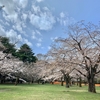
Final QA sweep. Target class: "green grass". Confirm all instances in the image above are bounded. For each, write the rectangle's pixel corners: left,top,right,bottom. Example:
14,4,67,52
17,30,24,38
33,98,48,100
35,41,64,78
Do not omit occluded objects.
0,84,100,100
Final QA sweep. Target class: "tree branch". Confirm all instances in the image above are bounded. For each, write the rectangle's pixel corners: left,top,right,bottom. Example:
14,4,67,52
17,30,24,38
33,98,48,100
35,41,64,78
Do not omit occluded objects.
96,70,100,74
74,68,86,77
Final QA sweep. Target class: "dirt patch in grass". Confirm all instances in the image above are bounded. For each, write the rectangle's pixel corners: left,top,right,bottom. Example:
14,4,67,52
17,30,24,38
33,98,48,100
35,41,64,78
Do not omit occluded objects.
63,90,86,93
0,88,11,92
70,90,86,92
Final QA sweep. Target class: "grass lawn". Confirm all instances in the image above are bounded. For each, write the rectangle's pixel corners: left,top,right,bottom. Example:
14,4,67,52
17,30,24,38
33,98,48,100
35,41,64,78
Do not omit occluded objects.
0,84,100,100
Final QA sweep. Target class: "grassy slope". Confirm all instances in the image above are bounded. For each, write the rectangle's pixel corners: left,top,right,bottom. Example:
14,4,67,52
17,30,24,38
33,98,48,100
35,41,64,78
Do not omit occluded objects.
0,84,100,100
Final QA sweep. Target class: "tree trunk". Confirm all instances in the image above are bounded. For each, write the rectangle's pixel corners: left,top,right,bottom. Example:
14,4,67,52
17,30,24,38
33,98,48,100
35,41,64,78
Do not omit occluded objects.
0,75,5,84
87,69,96,93
51,81,54,84
88,76,96,93
64,74,70,88
61,81,64,86
69,79,72,86
31,78,34,83
15,77,19,85
79,76,82,87
37,80,40,84
61,77,64,86
77,78,78,86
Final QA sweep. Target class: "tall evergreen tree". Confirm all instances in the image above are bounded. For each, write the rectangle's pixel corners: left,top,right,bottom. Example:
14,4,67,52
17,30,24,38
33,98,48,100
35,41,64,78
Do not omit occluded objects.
17,44,37,63
1,37,16,55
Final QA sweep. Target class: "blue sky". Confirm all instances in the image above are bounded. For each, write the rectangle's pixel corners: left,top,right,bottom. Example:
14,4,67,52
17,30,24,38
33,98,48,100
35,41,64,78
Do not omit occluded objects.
0,0,100,55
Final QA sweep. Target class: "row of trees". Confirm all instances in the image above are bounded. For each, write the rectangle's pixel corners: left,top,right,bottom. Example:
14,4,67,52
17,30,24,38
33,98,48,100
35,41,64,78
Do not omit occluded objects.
0,37,37,63
0,21,100,93
0,36,38,85
44,22,100,93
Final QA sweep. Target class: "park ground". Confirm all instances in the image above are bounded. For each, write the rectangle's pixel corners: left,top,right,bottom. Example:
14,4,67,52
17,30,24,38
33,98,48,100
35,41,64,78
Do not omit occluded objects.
0,84,100,100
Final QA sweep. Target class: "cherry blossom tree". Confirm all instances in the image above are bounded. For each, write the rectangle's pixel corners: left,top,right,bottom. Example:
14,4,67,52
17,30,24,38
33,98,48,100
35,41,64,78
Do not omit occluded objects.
53,22,100,93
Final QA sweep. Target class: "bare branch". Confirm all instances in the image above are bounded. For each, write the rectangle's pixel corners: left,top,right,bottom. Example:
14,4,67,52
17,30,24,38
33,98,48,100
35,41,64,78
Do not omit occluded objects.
96,70,100,74
74,68,86,77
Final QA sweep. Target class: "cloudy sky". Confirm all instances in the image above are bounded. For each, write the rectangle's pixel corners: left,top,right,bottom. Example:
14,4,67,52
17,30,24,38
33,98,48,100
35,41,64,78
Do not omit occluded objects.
0,0,100,55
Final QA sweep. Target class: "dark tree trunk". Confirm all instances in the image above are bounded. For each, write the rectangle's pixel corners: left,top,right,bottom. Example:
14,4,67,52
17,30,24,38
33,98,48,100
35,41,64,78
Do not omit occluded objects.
37,80,40,84
77,78,78,86
87,75,96,93
64,74,70,88
79,76,82,87
15,77,19,85
31,78,34,83
61,77,64,86
72,81,75,85
51,81,54,84
87,68,96,93
69,78,72,86
0,75,6,84
61,81,64,86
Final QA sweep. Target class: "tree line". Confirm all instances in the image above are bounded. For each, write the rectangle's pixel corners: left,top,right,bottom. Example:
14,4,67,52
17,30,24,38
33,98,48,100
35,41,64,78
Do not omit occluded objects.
0,36,37,63
0,21,100,93
0,36,37,85
45,21,100,93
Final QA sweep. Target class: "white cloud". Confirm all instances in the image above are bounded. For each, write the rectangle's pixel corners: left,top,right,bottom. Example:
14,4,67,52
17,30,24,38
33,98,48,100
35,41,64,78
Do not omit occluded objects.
23,38,32,47
36,0,44,3
17,34,23,42
43,7,49,11
41,47,44,49
54,37,58,40
0,19,4,24
13,24,22,32
13,0,28,8
29,4,56,30
48,46,51,50
0,0,72,54
3,12,18,23
21,13,27,21
32,30,42,42
0,24,24,44
30,13,55,30
35,30,42,36
12,21,25,34
36,43,41,47
19,0,28,8
32,35,36,40
7,29,17,38
6,29,32,48
57,12,76,26
38,38,42,42
51,37,58,41
32,30,37,39
1,0,27,36
32,4,41,14
6,29,23,44
3,13,26,35
0,0,16,15
60,12,65,18
0,24,6,36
